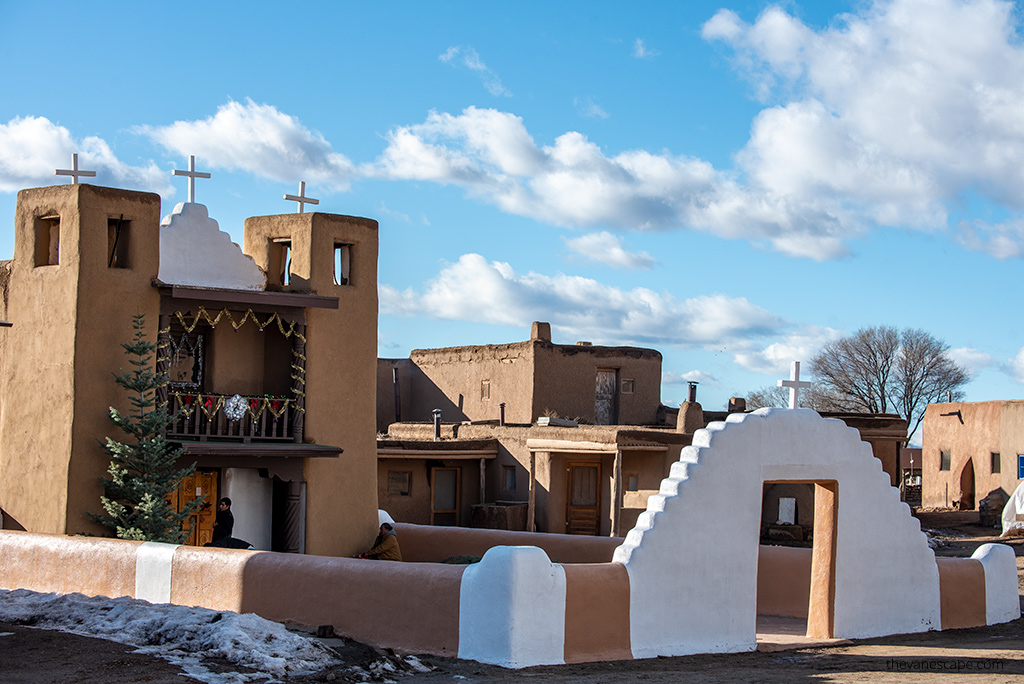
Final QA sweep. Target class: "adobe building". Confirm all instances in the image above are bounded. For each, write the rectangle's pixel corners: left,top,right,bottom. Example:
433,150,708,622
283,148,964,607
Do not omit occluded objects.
378,321,664,430
0,182,380,557
921,400,1024,510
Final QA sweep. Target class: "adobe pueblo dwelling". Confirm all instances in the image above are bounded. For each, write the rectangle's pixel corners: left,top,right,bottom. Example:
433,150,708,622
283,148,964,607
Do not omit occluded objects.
921,400,1024,511
0,181,380,557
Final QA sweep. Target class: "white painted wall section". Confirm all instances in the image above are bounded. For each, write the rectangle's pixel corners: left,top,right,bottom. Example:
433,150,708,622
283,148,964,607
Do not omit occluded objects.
158,202,266,290
378,510,395,525
972,543,1021,625
458,546,566,668
134,542,178,604
222,468,272,551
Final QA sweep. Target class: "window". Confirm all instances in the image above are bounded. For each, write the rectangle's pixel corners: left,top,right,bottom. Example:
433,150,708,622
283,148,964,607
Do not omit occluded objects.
626,473,639,492
481,379,491,400
270,239,292,285
939,450,951,471
34,215,60,266
107,216,130,268
1018,455,1024,480
333,243,352,285
621,379,635,395
503,465,516,492
387,471,411,497
991,452,1001,475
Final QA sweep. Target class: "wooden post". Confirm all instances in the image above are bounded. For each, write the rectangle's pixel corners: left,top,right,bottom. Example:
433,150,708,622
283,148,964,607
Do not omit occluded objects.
479,457,486,505
528,451,537,533
611,449,623,537
291,323,306,443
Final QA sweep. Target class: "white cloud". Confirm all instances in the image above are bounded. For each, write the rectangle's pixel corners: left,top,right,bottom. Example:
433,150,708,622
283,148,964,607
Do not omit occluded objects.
439,46,512,97
574,96,610,119
1008,348,1024,384
563,231,656,269
948,347,997,375
663,369,720,386
632,39,661,59
139,99,355,192
732,327,842,375
704,0,1024,259
0,116,170,195
380,253,785,346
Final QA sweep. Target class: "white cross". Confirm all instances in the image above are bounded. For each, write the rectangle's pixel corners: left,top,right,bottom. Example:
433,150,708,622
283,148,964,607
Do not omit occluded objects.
283,181,319,213
54,153,96,184
778,361,812,409
172,155,211,203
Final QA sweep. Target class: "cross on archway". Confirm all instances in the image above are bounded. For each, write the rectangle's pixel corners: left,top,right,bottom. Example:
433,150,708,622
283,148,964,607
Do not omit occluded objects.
284,181,319,213
778,361,812,409
172,155,211,203
54,153,96,184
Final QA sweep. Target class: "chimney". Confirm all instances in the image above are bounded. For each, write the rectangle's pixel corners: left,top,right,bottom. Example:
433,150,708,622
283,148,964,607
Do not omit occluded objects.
531,321,551,342
728,397,747,413
687,381,699,403
432,408,442,441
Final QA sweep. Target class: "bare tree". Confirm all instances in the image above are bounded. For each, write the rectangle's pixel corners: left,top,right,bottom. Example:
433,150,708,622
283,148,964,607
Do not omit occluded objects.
746,383,842,412
810,326,969,440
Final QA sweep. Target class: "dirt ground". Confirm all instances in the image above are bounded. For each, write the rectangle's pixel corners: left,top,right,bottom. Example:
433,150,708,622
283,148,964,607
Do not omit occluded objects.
2,510,1022,684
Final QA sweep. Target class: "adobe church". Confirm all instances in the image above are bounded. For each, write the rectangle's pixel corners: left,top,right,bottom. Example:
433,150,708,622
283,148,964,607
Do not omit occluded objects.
0,173,380,557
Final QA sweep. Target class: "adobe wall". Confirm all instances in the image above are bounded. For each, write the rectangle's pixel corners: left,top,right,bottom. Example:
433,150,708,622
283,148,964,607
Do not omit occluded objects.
393,522,622,563
921,402,1004,509
0,185,161,535
377,457,482,526
532,343,662,425
376,358,416,432
244,213,379,557
406,341,536,424
999,403,1024,494
205,320,267,395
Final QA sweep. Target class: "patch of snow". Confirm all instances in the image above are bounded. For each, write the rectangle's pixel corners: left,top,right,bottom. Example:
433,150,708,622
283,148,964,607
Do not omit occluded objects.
0,589,339,683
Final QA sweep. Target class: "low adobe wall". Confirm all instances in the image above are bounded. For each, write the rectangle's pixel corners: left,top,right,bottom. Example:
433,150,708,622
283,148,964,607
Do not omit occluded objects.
0,530,464,657
393,522,622,563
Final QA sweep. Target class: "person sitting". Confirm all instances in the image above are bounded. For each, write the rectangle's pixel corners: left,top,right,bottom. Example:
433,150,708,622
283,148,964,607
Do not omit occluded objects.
360,523,402,561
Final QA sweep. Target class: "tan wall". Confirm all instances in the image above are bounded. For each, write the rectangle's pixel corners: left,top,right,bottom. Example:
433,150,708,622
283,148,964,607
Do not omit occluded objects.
0,185,161,535
206,319,266,395
392,522,623,563
563,563,631,663
0,530,140,597
935,557,987,629
999,403,1024,495
377,458,484,526
376,358,415,432
244,213,379,556
922,402,1009,509
406,342,536,424
532,343,663,425
756,545,812,618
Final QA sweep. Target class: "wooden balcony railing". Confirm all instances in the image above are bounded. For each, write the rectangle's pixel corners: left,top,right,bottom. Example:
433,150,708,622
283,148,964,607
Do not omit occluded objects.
167,392,300,443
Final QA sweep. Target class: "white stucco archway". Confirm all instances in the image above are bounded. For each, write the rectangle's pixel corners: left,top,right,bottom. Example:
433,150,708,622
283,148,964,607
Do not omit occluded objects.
613,408,941,658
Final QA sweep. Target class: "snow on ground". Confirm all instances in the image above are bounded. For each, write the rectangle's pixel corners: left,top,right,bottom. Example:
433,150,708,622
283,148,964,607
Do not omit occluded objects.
0,588,341,683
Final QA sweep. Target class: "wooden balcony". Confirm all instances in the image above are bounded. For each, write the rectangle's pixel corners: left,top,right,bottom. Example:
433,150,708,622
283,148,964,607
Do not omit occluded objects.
167,392,301,443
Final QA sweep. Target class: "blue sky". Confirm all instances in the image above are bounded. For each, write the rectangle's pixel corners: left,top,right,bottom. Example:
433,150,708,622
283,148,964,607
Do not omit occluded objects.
2,0,1023,440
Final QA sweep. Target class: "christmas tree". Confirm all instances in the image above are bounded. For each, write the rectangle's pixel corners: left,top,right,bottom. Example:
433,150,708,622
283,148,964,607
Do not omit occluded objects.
91,314,204,542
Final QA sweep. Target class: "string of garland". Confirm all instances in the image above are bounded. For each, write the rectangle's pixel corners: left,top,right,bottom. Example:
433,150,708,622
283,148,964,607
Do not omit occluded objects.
172,392,291,421
157,307,307,415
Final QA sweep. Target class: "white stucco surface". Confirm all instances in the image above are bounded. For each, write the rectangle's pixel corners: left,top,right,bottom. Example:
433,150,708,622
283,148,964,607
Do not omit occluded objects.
613,408,943,657
378,510,395,525
458,546,566,668
135,542,178,604
222,468,272,551
972,543,1021,625
158,203,266,290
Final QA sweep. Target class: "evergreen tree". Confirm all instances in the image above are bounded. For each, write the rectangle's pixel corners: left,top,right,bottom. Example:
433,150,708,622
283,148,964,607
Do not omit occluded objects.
91,314,204,542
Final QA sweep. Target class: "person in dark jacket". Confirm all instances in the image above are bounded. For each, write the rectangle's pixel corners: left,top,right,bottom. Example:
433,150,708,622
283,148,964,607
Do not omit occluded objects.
212,497,234,542
360,523,402,561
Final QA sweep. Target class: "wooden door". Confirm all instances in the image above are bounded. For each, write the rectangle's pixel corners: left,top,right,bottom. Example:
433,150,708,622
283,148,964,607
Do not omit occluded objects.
431,467,460,526
169,470,217,545
595,369,618,425
566,461,601,535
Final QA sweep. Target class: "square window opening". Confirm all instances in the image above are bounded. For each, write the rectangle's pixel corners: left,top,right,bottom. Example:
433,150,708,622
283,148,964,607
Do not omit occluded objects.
621,379,635,395
333,243,352,285
107,216,131,268
503,465,516,492
991,452,1001,475
481,379,491,401
626,473,639,492
34,216,60,266
270,239,292,286
387,470,411,497
940,450,951,471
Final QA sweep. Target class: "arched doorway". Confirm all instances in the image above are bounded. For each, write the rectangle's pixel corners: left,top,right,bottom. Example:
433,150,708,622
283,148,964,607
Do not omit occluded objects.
958,458,975,510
